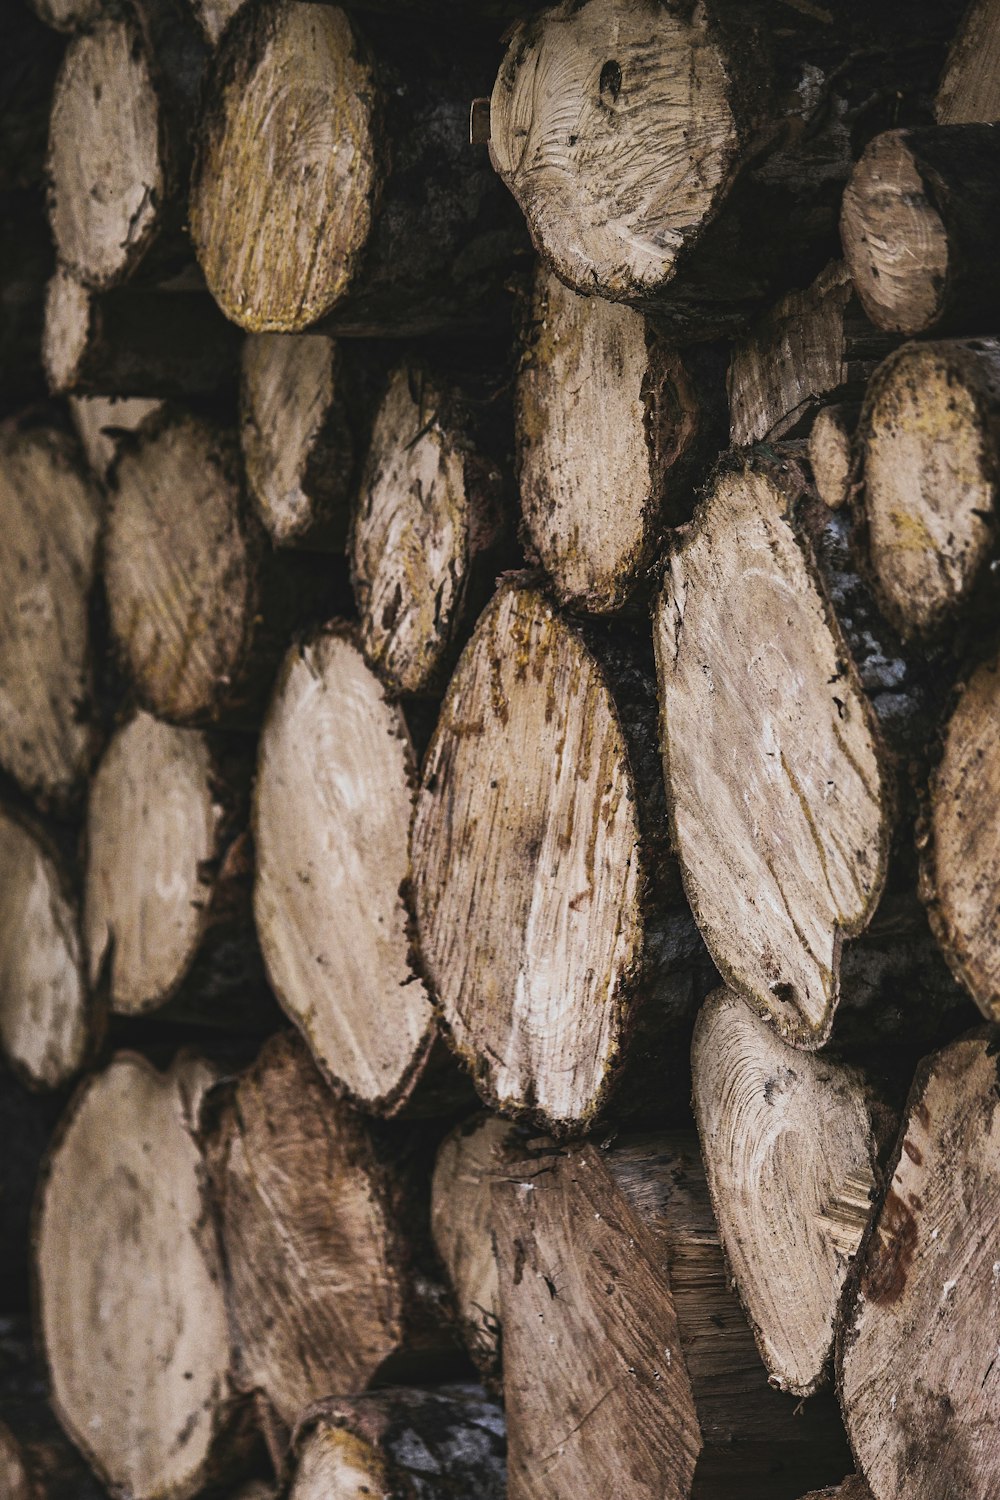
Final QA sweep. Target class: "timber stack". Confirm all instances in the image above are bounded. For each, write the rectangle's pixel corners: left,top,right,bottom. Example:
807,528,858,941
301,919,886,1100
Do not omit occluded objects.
3,0,1000,1496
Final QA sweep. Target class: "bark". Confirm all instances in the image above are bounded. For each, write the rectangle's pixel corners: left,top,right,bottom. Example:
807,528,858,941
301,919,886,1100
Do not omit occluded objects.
190,0,526,336
70,395,165,482
838,1029,1000,1500
46,0,208,291
350,360,511,696
411,574,716,1135
493,1132,852,1500
43,267,239,397
728,263,893,448
0,418,102,812
691,989,889,1397
936,0,1000,123
857,338,1000,641
34,1051,255,1500
809,404,857,512
489,0,961,339
841,126,1000,337
253,624,466,1117
287,1386,505,1500
516,262,725,614
201,1032,462,1441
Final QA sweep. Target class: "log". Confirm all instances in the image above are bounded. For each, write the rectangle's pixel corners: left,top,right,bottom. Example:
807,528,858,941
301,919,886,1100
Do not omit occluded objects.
0,806,93,1091
241,333,353,550
841,126,1000,338
190,0,524,336
936,0,1000,123
515,263,720,614
288,1386,505,1500
857,338,1000,641
201,1031,459,1437
253,625,458,1116
69,395,164,482
34,1051,252,1500
43,267,239,397
493,1132,852,1500
489,0,959,339
837,1029,1000,1500
728,264,892,449
809,405,856,512
83,710,264,1022
46,2,208,291
411,575,715,1134
430,1114,507,1379
691,990,886,1396
0,419,102,811
350,361,509,696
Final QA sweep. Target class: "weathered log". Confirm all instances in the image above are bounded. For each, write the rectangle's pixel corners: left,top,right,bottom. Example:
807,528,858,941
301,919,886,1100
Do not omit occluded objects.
288,1386,505,1500
841,126,1000,338
809,405,857,512
202,1032,459,1438
253,625,459,1115
838,1030,1000,1500
83,710,264,1022
0,419,102,811
69,394,164,482
190,0,524,336
46,2,208,290
0,806,93,1090
43,267,239,397
858,338,1000,640
350,361,509,695
936,0,1000,123
430,1114,507,1380
34,1051,253,1500
494,1132,852,1500
728,264,892,449
411,575,715,1134
489,0,959,339
691,990,886,1396
515,263,721,613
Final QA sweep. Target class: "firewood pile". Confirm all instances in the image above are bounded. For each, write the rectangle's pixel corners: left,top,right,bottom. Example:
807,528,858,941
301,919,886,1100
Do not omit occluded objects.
3,0,1000,1496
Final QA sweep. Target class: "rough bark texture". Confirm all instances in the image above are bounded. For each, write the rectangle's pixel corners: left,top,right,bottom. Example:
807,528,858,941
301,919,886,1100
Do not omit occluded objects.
838,1030,1000,1500
411,575,714,1134
70,394,165,482
430,1114,507,1380
190,0,524,336
936,0,1000,123
809,405,857,512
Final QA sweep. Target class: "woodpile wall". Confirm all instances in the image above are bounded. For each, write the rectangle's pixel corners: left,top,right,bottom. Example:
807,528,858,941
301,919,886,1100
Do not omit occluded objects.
2,0,1000,1496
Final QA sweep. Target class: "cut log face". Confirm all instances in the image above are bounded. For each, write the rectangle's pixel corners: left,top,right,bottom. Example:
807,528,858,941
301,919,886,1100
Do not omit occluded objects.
490,0,737,304
936,0,1000,122
69,395,163,482
411,580,649,1130
839,1031,1000,1500
860,338,1000,639
203,1032,453,1429
809,405,855,512
430,1114,507,1376
43,268,94,394
35,1052,235,1500
241,332,352,549
692,990,881,1396
654,457,890,1048
0,809,90,1091
253,627,439,1114
921,656,1000,1019
190,2,376,332
0,423,101,810
350,363,504,695
516,264,700,613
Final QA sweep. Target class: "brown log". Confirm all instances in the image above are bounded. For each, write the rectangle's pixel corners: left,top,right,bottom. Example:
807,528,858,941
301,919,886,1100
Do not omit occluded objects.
493,1132,852,1500
691,990,886,1397
0,419,102,812
809,405,857,512
287,1386,505,1500
841,126,1000,338
837,1029,1000,1500
350,360,510,696
411,575,715,1134
69,395,164,482
34,1051,255,1500
515,262,721,614
489,0,960,339
201,1032,460,1439
936,0,1000,123
189,0,524,336
430,1114,507,1380
253,625,461,1115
